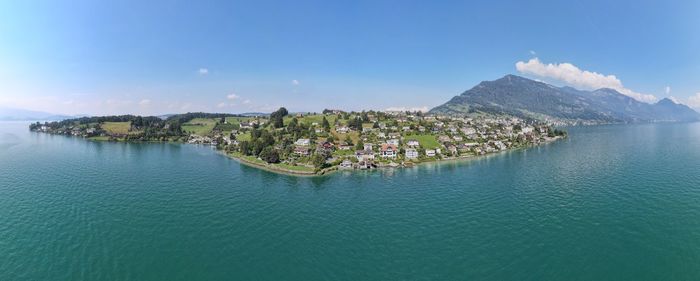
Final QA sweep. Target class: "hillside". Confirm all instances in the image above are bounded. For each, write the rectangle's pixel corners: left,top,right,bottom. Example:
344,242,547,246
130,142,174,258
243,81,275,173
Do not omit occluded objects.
430,75,700,123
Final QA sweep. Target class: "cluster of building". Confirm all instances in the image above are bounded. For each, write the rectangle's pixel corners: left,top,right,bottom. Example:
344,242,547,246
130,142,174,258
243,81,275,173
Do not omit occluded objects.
283,112,558,170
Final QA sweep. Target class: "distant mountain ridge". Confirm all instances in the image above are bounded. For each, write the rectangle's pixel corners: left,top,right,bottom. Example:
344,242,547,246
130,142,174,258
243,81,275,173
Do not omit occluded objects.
0,107,84,121
430,75,700,123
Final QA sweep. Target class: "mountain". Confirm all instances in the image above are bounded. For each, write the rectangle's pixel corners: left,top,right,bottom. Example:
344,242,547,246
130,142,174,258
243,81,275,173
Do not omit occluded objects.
430,75,700,123
0,107,81,121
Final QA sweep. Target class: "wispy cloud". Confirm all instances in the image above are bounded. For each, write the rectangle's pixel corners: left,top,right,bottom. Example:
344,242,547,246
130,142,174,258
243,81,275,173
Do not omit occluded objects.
515,57,658,103
291,79,300,86
665,86,671,95
226,93,239,100
198,68,209,75
686,93,700,109
138,99,151,106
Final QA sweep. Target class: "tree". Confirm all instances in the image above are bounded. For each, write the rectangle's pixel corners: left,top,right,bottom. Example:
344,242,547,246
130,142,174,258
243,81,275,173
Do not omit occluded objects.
239,141,252,155
311,153,328,169
355,139,364,150
287,117,299,133
270,107,288,128
344,135,353,146
259,147,280,163
322,116,331,131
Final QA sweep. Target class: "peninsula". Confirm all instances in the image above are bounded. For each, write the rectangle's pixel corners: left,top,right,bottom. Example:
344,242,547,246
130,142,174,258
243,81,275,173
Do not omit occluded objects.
30,108,565,176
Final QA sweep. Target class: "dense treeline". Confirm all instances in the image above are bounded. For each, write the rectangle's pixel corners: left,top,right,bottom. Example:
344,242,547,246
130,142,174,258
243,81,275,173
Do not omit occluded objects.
30,112,245,141
165,112,242,124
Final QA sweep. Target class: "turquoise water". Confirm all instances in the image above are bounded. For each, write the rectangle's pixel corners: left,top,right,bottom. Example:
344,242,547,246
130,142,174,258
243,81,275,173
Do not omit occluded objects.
2,121,700,280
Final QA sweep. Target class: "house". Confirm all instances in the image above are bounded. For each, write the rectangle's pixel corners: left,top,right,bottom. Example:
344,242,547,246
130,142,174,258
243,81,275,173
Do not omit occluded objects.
438,135,451,142
425,149,436,157
380,144,398,158
316,141,334,153
338,144,353,150
387,139,400,146
239,121,255,129
521,126,534,134
447,145,458,155
363,143,373,151
405,148,419,159
339,160,353,169
294,146,310,156
453,136,463,142
295,138,310,146
406,139,420,147
377,132,386,139
494,141,507,150
355,150,375,162
336,126,350,134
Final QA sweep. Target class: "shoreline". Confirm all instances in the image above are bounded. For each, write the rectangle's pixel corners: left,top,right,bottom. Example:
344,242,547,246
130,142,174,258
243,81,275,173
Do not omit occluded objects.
35,130,565,177
220,136,565,177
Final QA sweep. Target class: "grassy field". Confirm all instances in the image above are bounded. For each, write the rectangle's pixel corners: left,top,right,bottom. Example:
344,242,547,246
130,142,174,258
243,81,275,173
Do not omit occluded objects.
284,114,337,128
182,118,217,135
233,153,316,173
405,134,441,149
331,131,360,144
224,116,255,126
275,163,315,172
332,149,355,157
102,122,131,135
235,132,251,141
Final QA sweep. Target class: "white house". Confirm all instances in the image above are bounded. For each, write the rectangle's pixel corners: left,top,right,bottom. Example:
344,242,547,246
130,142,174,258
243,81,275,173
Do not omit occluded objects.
380,144,398,158
406,140,420,147
355,150,375,162
387,139,400,146
363,143,373,151
295,138,310,146
425,149,436,157
405,148,419,159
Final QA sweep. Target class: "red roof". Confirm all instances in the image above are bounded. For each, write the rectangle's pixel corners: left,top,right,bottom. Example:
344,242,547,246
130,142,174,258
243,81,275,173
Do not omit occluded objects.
381,144,397,151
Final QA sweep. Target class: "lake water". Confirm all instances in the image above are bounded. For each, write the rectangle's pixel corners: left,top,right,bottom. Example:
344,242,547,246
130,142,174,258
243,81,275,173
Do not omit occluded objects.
2,121,700,280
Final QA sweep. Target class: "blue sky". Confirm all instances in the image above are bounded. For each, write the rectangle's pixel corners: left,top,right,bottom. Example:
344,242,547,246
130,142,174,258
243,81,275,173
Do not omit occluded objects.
1,0,699,115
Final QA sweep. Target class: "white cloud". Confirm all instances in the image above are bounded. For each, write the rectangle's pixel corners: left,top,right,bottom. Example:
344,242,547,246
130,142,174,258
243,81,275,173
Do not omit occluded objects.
687,93,700,109
216,102,227,108
665,86,671,95
226,93,239,100
529,50,537,56
198,68,209,75
138,99,151,106
243,99,251,104
384,106,429,112
291,79,300,86
515,58,658,103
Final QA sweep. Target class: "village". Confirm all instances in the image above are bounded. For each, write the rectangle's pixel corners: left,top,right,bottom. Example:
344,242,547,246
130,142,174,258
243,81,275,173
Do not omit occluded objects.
29,109,566,175
200,109,566,175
